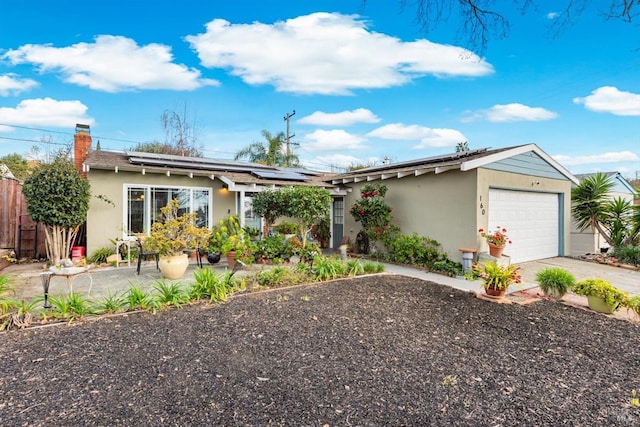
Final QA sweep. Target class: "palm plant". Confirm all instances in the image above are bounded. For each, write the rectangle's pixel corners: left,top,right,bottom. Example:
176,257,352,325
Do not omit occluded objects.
234,130,300,167
571,173,615,246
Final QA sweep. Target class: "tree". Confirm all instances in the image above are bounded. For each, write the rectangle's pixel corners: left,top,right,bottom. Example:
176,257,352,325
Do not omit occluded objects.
283,186,332,248
365,1,637,52
0,153,29,181
235,130,300,167
130,104,203,157
350,183,397,251
251,190,286,234
455,141,470,152
22,157,91,265
252,186,332,247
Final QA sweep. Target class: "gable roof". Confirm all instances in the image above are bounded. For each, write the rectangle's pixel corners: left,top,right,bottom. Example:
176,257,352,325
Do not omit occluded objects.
329,144,579,185
574,171,636,194
83,150,339,191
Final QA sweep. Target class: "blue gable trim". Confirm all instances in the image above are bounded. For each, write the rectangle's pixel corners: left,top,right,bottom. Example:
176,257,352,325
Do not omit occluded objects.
482,151,567,180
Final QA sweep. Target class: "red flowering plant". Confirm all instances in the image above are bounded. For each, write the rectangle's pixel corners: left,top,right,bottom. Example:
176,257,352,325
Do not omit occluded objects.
350,183,396,250
478,226,512,246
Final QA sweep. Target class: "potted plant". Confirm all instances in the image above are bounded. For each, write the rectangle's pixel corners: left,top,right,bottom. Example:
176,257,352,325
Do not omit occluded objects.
472,260,521,298
144,199,207,279
572,278,629,314
213,215,252,269
535,267,575,300
311,217,331,249
479,226,512,258
274,221,299,238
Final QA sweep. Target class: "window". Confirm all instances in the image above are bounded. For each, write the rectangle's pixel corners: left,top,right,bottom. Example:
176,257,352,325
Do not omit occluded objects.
125,185,212,235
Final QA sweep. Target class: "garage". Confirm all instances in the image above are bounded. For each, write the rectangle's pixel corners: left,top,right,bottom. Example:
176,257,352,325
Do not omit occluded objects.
488,189,560,263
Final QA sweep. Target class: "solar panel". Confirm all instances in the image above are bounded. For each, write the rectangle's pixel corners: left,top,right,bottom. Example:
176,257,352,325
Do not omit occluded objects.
251,170,310,181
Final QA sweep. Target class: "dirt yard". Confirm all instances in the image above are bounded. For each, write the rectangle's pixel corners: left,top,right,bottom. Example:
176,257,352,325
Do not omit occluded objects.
1,275,639,426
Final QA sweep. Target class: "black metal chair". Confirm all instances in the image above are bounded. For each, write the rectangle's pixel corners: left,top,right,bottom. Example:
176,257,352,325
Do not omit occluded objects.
136,238,159,275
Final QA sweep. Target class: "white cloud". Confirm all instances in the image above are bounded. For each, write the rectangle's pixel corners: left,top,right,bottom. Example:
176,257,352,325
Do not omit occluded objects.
301,129,367,152
3,35,218,93
367,123,466,148
553,151,640,166
463,103,558,122
573,86,640,116
546,12,560,19
186,12,493,95
298,108,381,126
0,98,94,131
0,74,38,96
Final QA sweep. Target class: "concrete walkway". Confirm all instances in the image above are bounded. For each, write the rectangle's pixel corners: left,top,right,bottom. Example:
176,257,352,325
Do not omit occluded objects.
2,256,638,303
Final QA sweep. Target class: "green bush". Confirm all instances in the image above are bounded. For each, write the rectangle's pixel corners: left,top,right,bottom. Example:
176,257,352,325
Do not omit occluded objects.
385,233,445,266
612,245,640,266
191,268,235,302
274,221,299,235
572,278,629,309
535,267,575,297
89,246,115,264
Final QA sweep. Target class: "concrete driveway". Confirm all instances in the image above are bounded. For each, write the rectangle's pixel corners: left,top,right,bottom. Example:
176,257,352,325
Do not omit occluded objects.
516,257,640,296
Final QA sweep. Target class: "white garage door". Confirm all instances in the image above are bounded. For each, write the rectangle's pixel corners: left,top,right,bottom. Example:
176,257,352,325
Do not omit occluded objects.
488,189,559,263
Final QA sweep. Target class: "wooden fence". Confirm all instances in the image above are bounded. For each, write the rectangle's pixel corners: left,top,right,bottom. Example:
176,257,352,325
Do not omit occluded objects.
0,177,47,259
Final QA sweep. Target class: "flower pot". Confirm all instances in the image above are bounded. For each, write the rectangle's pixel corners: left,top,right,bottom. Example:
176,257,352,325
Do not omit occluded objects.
586,295,618,314
484,286,506,298
207,253,221,264
226,250,237,270
544,288,566,301
158,254,189,280
488,243,505,258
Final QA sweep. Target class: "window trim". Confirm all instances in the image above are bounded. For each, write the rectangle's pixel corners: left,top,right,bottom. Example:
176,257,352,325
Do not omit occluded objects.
122,183,213,237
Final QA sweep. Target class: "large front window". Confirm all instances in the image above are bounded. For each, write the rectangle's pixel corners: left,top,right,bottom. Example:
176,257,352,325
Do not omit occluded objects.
125,185,211,235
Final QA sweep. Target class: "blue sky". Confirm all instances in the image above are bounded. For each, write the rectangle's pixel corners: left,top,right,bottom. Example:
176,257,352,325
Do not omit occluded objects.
0,1,638,176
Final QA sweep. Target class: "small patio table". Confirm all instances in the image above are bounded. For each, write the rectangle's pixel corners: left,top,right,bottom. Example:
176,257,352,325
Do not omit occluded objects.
48,266,93,294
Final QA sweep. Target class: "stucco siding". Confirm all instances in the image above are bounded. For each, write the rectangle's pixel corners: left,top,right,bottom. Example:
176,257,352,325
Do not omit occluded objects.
343,170,478,262
86,170,234,257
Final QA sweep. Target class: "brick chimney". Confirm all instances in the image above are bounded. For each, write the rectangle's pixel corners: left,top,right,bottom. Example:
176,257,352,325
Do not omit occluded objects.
74,124,92,178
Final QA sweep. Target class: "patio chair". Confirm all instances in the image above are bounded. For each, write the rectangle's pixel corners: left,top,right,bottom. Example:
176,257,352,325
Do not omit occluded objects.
136,238,159,275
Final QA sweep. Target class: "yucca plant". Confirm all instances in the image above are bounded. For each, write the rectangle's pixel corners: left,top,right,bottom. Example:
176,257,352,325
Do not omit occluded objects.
9,299,41,329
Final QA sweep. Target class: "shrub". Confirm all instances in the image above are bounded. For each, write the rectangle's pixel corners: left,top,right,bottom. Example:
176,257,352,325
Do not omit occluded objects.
151,279,190,308
89,246,115,264
274,221,299,235
572,278,629,309
192,268,235,302
535,267,575,297
95,290,128,314
254,266,311,288
385,233,444,266
612,245,640,266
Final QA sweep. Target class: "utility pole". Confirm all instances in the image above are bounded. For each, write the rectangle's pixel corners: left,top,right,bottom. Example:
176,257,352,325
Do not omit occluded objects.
283,110,298,167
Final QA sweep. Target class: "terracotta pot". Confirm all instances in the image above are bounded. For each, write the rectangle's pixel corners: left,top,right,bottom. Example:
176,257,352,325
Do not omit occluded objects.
226,250,237,270
488,243,505,258
158,254,189,280
484,286,506,298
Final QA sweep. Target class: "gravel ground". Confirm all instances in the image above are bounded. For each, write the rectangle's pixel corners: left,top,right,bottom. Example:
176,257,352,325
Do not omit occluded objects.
1,275,639,426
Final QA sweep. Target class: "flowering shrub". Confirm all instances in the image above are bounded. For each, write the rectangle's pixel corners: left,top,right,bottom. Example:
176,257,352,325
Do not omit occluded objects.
350,183,396,248
479,226,512,246
472,260,521,290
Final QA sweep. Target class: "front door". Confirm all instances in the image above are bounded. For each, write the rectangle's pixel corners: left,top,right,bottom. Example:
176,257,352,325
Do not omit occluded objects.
332,197,344,249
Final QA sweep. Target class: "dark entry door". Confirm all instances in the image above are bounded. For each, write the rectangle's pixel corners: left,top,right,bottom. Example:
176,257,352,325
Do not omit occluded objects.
332,197,344,248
